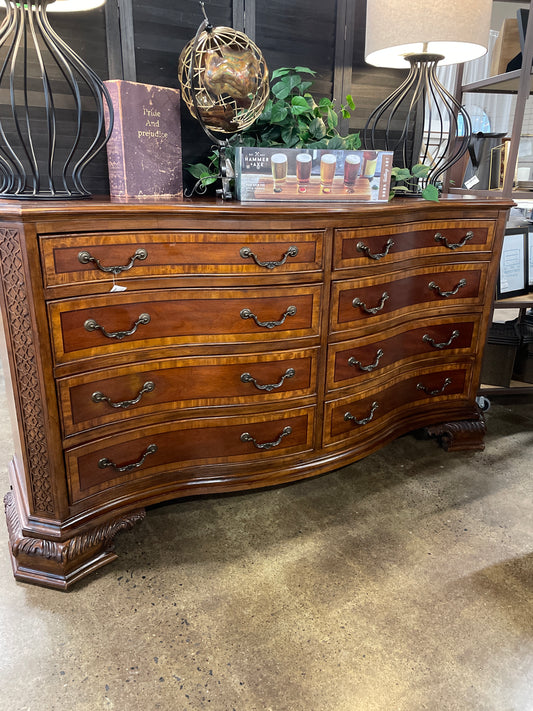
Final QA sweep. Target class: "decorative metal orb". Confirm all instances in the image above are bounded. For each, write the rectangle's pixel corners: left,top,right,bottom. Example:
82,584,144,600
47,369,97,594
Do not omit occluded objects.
178,26,269,135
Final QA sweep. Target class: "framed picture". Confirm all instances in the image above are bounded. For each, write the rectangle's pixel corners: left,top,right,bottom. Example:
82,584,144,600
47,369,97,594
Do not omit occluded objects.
497,227,529,299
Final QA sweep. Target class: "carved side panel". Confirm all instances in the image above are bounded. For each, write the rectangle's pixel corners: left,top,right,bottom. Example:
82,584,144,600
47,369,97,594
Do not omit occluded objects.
0,227,54,515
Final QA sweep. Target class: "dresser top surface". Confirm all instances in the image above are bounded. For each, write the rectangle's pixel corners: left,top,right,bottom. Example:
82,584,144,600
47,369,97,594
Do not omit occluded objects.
0,194,515,225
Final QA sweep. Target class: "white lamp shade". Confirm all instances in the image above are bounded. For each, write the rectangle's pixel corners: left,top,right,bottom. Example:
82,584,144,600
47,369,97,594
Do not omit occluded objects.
0,0,105,10
365,0,492,67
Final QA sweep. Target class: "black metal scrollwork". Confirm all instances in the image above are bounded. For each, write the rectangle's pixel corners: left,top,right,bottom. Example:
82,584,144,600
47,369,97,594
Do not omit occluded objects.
434,231,473,250
344,401,379,426
240,305,297,329
239,245,298,269
428,279,466,298
416,378,452,396
240,368,295,392
356,238,394,260
78,248,148,275
422,330,460,350
84,313,151,340
98,443,158,472
92,381,156,409
240,426,292,450
348,348,384,372
352,292,389,315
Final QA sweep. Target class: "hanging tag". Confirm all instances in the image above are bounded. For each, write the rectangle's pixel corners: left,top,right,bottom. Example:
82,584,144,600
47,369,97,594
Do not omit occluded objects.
464,175,480,189
110,274,127,293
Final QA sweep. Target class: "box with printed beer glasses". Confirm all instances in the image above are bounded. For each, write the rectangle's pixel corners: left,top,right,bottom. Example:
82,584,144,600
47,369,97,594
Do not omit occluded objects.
235,147,393,202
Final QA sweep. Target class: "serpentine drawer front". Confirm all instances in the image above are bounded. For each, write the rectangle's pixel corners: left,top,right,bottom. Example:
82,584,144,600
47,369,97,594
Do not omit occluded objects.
0,197,512,589
41,230,324,290
334,220,495,270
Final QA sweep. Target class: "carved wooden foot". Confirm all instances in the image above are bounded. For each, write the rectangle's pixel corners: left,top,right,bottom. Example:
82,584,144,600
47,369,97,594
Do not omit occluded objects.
423,409,487,452
4,491,145,590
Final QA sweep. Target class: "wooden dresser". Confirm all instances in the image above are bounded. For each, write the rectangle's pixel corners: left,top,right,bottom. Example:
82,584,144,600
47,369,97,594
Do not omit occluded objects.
0,196,512,589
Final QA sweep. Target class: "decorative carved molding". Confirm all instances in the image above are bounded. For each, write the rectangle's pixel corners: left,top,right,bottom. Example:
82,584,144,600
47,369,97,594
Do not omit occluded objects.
4,490,145,563
0,227,54,515
424,410,487,452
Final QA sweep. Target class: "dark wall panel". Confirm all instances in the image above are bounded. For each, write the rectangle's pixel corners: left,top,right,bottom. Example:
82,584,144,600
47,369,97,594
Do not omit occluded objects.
133,0,234,177
255,0,338,99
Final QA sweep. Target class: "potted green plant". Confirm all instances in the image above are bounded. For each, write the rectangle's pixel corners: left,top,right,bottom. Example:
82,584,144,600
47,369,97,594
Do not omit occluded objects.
187,66,360,191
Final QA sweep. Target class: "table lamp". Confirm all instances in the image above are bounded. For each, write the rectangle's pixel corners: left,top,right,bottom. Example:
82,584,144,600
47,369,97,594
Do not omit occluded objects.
0,0,113,199
364,0,492,193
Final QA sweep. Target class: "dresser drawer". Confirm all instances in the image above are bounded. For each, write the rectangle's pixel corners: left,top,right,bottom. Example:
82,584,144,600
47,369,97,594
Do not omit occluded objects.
49,285,322,365
334,220,494,270
328,315,479,390
41,230,324,288
58,348,318,436
323,363,472,446
330,264,488,336
66,406,315,503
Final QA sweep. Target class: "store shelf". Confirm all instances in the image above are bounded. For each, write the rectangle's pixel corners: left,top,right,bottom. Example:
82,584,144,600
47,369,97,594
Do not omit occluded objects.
461,68,528,94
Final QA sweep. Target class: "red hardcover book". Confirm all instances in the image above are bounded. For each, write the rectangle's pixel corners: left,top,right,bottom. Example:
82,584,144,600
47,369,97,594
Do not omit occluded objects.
103,80,183,198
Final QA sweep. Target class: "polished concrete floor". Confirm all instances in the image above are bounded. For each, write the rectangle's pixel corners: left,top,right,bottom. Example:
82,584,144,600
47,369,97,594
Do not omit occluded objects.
0,368,532,710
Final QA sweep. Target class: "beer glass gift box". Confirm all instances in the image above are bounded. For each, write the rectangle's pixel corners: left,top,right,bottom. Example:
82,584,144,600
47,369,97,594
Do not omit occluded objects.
235,147,393,202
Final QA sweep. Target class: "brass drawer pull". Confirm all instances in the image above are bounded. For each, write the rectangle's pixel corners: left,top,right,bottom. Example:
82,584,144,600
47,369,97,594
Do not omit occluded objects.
239,245,298,269
428,278,466,298
352,292,389,315
240,367,295,391
92,381,155,409
240,425,292,450
416,377,452,396
434,231,473,250
240,305,296,329
356,238,394,260
348,348,384,372
344,401,379,426
98,443,157,472
78,247,148,274
423,330,460,350
84,312,151,339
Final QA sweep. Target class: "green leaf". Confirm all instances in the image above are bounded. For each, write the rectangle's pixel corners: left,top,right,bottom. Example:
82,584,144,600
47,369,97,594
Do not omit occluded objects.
272,81,291,100
326,135,345,150
391,167,411,181
421,184,440,202
187,163,211,179
291,96,312,116
281,125,300,146
271,68,291,79
294,66,316,75
270,102,289,123
344,132,361,150
309,117,327,139
391,185,410,192
345,94,356,110
201,175,219,186
327,106,338,130
411,163,430,178
300,81,313,92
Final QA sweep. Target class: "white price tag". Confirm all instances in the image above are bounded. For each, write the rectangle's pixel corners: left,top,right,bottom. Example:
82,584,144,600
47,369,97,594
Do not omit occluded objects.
464,175,480,189
110,284,127,292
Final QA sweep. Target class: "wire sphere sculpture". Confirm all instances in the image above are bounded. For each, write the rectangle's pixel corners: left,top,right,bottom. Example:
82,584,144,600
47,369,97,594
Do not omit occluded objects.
178,25,269,138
